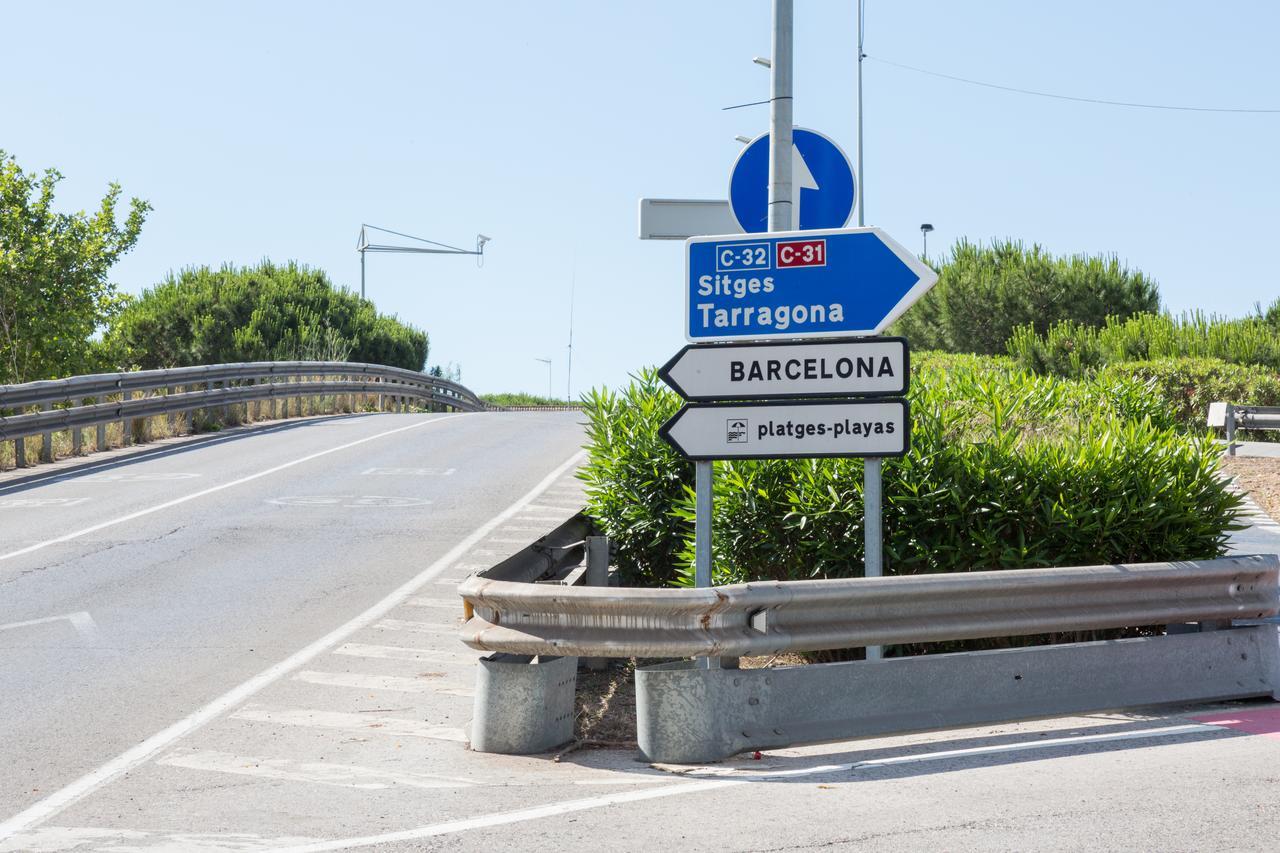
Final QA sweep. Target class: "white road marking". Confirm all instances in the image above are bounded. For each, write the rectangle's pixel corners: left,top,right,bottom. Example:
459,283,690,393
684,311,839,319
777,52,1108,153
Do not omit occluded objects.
0,497,89,509
0,447,585,841
294,671,443,693
266,722,1222,853
0,611,98,641
374,618,457,634
156,749,476,791
360,467,455,476
0,415,463,565
403,597,463,609
231,705,467,742
332,643,467,663
0,826,320,852
266,495,432,508
76,472,201,483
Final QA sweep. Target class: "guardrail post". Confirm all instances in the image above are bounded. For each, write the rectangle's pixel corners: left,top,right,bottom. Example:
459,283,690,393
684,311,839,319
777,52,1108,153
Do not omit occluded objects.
470,654,577,755
40,402,54,462
121,391,132,447
14,436,26,468
96,422,106,452
72,422,82,456
1227,403,1237,457
584,536,610,672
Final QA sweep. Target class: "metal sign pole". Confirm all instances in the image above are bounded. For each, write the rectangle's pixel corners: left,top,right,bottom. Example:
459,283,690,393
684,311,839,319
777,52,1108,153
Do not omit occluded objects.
693,0,793,671
694,460,715,669
856,0,884,662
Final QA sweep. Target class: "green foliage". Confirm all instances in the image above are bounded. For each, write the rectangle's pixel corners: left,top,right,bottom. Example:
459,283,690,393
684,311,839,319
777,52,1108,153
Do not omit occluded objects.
1097,357,1280,438
892,239,1160,355
0,150,150,383
578,371,690,586
105,261,428,371
482,392,576,407
1008,312,1280,376
581,353,1241,590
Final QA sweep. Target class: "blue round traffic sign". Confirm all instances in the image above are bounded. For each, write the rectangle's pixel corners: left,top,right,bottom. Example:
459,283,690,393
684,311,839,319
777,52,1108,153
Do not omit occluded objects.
728,128,857,233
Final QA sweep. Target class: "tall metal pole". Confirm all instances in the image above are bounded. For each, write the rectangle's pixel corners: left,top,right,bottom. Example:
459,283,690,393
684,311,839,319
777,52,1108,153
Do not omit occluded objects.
768,0,795,233
857,0,884,662
360,247,366,300
566,270,575,401
856,0,865,230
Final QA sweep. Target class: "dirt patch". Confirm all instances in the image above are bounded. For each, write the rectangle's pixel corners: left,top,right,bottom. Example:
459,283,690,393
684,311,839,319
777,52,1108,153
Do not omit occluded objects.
1222,456,1280,522
573,660,640,748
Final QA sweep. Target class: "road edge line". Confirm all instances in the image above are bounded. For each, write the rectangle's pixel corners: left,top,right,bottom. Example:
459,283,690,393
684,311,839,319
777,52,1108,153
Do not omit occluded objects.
0,414,465,564
0,446,587,840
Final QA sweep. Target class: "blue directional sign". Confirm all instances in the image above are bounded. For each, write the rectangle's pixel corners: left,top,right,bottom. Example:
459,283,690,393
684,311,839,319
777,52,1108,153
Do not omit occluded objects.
728,128,857,233
685,227,937,342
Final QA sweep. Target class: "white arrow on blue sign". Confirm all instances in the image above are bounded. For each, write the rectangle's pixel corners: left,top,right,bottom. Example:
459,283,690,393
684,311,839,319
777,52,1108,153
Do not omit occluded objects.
729,128,856,233
685,226,937,342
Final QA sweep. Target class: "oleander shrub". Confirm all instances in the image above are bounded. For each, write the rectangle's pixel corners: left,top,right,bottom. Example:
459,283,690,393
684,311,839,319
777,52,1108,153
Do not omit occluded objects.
1096,357,1280,439
104,261,428,371
580,354,1242,591
892,240,1159,355
1008,312,1280,377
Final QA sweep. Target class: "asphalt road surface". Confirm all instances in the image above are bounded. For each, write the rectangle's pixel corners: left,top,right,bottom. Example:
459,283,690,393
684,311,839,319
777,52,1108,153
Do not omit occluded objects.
0,411,585,839
3,411,1280,852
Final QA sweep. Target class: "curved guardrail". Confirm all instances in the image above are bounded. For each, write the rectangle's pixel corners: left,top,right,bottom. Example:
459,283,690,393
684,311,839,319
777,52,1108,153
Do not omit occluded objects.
459,554,1280,658
0,361,487,444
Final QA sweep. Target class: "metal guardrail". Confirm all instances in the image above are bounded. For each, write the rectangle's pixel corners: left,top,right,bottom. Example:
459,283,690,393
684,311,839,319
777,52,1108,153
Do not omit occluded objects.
0,361,487,445
1208,402,1280,456
460,555,1280,658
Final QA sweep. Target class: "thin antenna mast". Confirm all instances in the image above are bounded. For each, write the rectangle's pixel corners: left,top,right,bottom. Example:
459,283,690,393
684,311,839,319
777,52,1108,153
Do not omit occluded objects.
566,266,576,401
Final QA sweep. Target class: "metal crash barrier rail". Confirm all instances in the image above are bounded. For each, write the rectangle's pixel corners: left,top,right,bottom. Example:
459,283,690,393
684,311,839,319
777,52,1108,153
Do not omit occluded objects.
1208,402,1280,456
0,361,488,465
460,554,1280,763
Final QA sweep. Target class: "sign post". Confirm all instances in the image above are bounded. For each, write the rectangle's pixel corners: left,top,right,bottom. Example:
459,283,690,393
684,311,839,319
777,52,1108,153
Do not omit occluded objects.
645,0,936,668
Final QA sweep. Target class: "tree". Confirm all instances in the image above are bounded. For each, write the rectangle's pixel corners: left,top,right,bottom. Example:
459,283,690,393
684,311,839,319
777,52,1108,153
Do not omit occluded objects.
891,239,1160,355
105,261,429,372
0,151,150,384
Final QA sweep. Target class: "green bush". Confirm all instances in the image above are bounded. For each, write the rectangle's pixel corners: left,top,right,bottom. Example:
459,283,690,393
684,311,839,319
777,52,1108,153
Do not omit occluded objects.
892,239,1159,355
483,392,576,407
105,261,428,371
1008,312,1280,376
580,354,1241,590
1097,357,1280,438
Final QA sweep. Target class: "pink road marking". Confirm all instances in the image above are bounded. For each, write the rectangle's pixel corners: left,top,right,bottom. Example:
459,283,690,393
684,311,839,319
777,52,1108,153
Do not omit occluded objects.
1192,706,1280,739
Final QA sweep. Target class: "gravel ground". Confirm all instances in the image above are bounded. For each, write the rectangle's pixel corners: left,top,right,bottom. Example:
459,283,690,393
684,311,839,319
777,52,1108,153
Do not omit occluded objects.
1222,456,1280,521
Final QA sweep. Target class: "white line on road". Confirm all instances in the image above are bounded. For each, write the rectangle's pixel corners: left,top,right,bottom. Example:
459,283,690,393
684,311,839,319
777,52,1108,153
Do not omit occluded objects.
294,671,441,693
403,597,464,609
0,611,98,641
231,705,467,742
331,643,468,663
0,415,464,565
0,447,586,841
157,749,477,791
374,618,458,634
266,722,1223,853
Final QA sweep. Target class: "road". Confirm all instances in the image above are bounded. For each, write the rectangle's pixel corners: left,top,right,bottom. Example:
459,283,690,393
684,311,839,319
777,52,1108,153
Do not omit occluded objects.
3,412,1280,852
0,411,586,841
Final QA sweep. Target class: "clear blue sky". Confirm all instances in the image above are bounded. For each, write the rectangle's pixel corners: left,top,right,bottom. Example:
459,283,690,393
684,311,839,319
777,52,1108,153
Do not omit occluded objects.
3,1,1277,395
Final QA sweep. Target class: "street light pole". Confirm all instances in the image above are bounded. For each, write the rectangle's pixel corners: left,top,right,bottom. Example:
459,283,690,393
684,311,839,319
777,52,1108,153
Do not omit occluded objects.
920,223,934,259
534,357,552,401
357,224,490,302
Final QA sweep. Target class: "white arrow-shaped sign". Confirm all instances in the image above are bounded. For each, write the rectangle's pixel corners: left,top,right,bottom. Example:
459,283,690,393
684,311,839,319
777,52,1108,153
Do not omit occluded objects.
660,338,907,402
792,143,819,229
660,399,909,461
